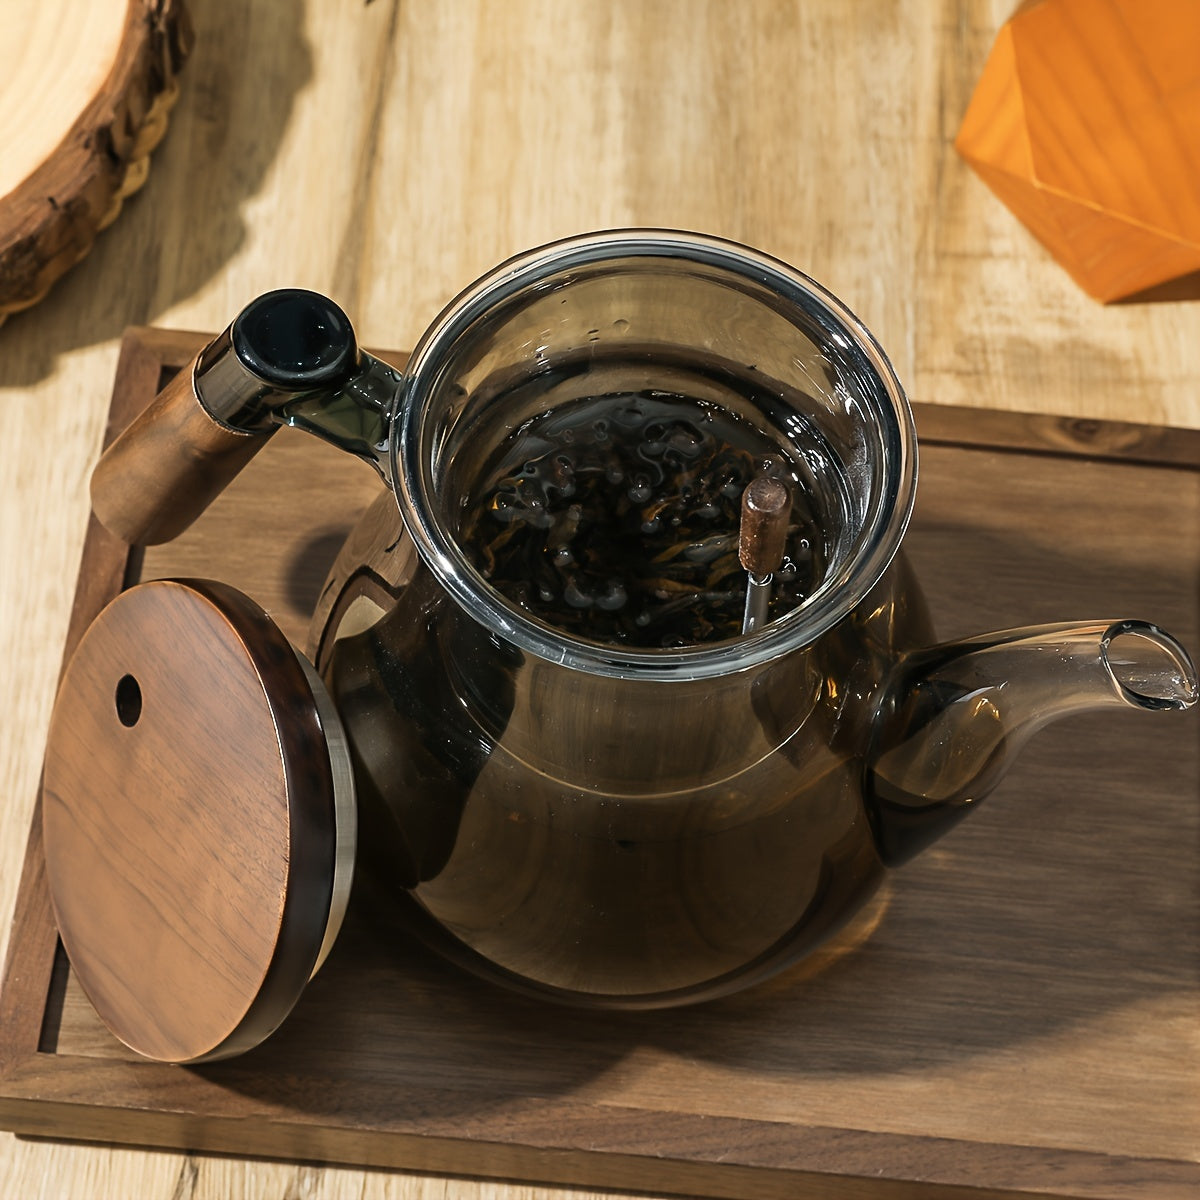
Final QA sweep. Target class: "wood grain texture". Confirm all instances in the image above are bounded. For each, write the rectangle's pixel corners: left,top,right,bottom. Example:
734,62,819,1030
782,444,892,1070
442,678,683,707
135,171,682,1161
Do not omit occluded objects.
1,3,1199,1199
42,579,338,1063
738,477,791,575
956,0,1200,302
0,0,193,320
3,329,1199,1200
89,351,273,544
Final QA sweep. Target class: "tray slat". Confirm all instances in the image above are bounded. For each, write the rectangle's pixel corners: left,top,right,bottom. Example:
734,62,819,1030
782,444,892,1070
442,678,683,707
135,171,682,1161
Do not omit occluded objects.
2,327,1197,1200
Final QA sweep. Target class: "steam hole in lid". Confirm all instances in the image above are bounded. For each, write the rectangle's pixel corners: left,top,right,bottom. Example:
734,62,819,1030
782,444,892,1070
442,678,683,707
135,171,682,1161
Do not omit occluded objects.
115,674,142,727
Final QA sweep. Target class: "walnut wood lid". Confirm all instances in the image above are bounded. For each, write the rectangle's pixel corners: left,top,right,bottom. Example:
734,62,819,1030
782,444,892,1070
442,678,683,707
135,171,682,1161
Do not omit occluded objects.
42,579,355,1064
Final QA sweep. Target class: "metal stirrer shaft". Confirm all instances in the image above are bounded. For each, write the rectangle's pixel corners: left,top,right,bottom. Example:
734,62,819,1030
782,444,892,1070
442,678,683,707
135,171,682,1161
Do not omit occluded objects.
738,476,790,635
742,572,773,634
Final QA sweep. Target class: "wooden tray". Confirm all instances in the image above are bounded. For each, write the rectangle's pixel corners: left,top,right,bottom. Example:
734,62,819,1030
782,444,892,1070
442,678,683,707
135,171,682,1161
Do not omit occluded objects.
2,327,1198,1200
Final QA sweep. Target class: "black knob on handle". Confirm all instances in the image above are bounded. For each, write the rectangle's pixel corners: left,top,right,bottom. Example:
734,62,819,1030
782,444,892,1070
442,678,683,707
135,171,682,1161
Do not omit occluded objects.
198,290,362,432
91,289,363,545
232,289,358,392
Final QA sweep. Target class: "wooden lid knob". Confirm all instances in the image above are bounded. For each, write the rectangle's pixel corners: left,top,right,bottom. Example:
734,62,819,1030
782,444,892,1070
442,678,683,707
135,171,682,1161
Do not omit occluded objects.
738,476,791,576
42,579,355,1063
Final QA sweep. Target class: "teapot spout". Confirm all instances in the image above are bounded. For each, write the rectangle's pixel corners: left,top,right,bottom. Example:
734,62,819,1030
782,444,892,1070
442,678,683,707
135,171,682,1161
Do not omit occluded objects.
866,620,1198,866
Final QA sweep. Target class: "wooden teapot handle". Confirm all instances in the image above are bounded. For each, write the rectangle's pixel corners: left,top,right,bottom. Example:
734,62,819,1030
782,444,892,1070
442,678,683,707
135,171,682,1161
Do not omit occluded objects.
91,290,360,546
90,350,274,545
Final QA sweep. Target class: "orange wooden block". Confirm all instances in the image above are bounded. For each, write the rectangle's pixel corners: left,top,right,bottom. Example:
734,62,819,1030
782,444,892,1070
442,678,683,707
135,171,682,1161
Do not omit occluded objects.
956,0,1200,302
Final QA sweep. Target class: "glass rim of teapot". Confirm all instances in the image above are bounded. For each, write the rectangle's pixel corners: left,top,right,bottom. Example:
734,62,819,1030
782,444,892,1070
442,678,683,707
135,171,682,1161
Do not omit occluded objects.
393,228,917,680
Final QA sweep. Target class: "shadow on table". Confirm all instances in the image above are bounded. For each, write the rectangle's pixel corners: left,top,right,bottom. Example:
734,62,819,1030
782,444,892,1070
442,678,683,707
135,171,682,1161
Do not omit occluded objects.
196,483,1199,1122
0,0,309,387
188,697,1197,1127
1113,268,1200,305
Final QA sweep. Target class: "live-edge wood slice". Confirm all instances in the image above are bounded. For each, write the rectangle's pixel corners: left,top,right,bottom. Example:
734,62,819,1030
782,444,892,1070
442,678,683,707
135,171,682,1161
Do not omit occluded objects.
42,578,351,1063
2,327,1199,1200
0,0,193,321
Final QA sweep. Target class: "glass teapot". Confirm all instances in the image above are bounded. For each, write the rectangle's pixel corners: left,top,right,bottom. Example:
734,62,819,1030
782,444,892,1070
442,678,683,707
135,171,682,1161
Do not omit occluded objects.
90,230,1198,1011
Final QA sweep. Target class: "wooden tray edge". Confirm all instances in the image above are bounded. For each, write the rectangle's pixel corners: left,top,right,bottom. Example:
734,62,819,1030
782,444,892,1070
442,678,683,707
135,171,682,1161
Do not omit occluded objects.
4,1057,1197,1200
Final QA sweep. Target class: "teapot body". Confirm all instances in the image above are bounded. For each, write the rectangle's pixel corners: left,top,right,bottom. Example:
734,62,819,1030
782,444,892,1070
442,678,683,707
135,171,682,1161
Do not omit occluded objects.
75,230,1197,1052
311,493,935,1005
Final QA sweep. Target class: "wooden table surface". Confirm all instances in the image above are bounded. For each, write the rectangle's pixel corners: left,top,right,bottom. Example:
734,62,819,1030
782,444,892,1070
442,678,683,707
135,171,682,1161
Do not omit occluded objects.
2,2,1197,1198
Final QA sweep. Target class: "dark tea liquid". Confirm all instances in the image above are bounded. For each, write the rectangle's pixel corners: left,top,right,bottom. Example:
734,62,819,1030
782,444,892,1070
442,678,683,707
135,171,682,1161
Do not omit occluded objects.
458,389,831,647
327,356,890,999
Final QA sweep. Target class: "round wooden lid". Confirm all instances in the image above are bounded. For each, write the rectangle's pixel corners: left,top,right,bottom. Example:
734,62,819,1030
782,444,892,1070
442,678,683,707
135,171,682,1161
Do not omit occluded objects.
43,579,353,1063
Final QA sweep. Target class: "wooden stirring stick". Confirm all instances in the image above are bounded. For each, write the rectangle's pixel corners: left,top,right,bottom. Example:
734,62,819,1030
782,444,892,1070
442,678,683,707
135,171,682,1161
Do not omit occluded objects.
739,476,790,634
